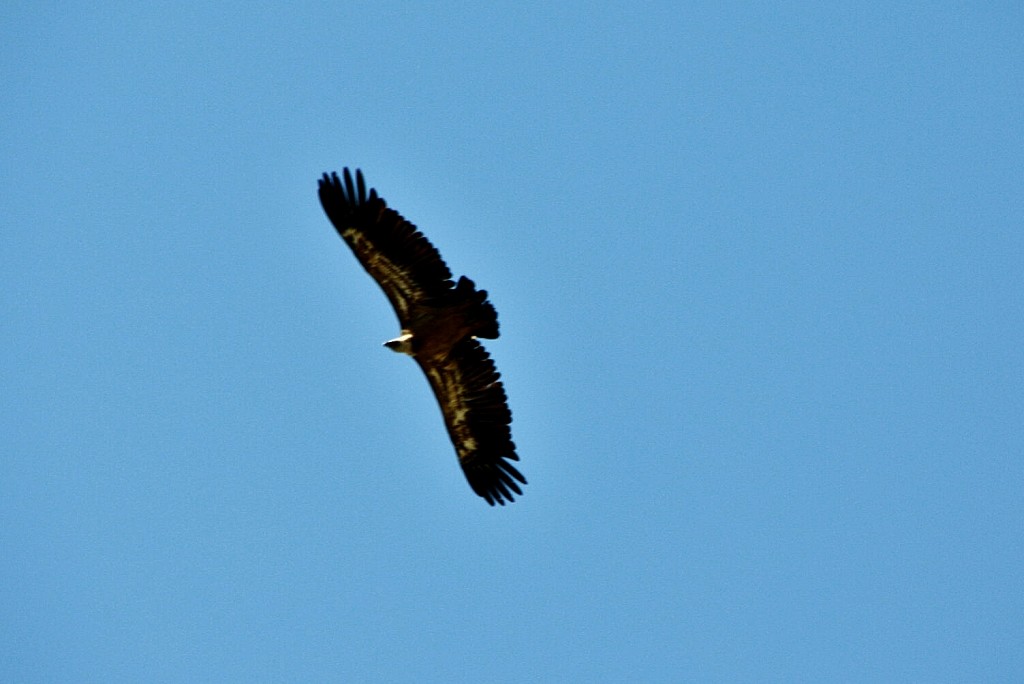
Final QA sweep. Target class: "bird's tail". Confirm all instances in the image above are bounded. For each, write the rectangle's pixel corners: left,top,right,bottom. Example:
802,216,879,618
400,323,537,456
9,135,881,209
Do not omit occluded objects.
455,276,500,339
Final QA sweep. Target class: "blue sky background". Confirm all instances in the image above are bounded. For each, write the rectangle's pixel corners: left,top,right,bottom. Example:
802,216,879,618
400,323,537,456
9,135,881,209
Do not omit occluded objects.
3,2,1022,681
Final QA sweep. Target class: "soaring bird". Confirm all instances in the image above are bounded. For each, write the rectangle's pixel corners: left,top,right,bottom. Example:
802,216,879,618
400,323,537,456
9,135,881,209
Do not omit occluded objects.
317,168,525,505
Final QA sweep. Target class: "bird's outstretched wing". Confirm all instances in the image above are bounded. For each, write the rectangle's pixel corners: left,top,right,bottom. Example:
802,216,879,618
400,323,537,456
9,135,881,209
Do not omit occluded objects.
317,168,455,324
417,339,525,505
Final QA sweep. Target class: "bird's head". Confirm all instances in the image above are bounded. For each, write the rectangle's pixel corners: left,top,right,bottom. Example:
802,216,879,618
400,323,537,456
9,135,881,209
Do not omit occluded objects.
383,332,414,355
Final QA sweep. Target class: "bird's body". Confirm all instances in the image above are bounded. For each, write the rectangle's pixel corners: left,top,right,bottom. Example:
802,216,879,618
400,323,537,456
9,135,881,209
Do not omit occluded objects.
317,168,525,505
384,274,498,360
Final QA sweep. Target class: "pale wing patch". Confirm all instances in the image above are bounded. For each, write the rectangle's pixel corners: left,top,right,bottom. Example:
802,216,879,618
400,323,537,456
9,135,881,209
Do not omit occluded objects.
342,227,416,320
424,363,478,461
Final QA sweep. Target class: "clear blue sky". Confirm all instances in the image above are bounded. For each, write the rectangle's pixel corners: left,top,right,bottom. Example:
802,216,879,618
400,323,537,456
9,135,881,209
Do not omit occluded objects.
3,2,1022,681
